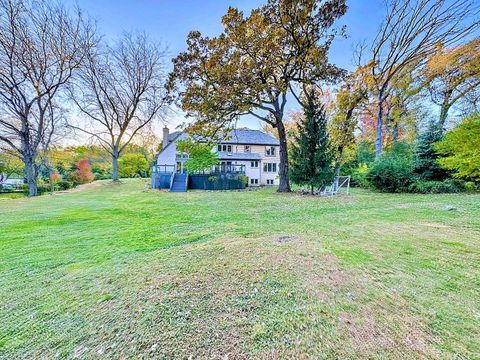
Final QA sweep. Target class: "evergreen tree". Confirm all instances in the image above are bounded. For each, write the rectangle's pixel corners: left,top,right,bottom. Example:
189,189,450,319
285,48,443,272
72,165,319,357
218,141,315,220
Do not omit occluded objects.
413,121,448,180
290,97,335,194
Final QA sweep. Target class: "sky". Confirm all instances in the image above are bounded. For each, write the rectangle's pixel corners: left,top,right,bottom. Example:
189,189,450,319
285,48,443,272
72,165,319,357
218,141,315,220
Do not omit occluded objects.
66,0,387,136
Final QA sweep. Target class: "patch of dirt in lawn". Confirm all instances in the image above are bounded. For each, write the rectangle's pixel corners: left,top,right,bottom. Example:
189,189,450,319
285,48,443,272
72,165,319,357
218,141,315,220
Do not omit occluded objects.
274,234,305,244
338,295,441,359
77,235,442,359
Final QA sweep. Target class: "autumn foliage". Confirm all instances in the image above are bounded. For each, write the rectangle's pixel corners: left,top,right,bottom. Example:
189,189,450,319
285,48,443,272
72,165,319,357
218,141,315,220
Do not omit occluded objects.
49,170,62,184
71,159,95,185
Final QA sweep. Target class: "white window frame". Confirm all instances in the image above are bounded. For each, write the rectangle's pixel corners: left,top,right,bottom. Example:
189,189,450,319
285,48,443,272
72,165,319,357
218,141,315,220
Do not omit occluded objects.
244,145,251,153
250,160,259,168
250,178,258,185
266,179,274,185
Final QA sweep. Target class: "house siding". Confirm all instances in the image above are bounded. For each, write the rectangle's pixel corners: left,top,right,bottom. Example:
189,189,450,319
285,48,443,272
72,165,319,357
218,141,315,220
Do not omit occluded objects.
219,144,280,186
156,142,177,166
155,129,281,187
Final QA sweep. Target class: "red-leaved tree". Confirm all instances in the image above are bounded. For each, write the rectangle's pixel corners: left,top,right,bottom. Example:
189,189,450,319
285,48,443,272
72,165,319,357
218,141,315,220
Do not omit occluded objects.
71,159,95,185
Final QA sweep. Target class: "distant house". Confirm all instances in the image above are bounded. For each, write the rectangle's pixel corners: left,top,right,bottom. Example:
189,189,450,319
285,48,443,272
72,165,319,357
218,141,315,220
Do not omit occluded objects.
0,173,23,188
152,127,280,192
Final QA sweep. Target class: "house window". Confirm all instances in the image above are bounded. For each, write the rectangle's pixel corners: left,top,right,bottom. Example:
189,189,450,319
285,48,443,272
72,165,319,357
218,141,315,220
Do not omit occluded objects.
250,161,259,168
265,146,276,156
263,163,277,173
266,179,274,185
250,178,259,185
244,145,251,153
217,144,232,153
176,152,189,159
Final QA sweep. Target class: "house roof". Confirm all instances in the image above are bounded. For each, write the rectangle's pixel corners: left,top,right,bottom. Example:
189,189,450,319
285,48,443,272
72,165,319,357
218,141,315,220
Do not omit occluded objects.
168,128,279,146
168,131,185,142
221,129,279,145
217,152,261,161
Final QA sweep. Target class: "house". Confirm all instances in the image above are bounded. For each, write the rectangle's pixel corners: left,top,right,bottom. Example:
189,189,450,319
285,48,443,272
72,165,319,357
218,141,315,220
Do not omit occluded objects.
152,127,280,191
0,173,23,190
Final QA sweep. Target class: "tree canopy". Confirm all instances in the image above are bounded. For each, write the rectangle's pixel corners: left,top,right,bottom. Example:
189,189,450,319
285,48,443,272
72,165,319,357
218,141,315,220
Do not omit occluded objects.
434,113,480,181
177,140,219,173
423,39,480,129
167,0,347,192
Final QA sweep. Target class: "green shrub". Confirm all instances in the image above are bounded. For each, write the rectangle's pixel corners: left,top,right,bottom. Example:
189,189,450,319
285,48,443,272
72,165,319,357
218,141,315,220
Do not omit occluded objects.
435,113,480,181
464,181,479,192
366,143,414,192
58,180,74,190
239,175,249,186
351,163,369,187
409,179,465,194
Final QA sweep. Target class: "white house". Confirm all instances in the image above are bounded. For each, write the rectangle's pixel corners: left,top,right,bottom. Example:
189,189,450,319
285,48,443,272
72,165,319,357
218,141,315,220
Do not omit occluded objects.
154,127,280,190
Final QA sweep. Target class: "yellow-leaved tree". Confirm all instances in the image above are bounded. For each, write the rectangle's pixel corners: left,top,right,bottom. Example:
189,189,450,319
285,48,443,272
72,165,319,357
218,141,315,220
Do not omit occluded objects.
423,39,480,130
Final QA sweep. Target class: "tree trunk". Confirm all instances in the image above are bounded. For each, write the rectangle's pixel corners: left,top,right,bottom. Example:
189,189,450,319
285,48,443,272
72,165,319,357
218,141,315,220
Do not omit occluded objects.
334,146,343,191
310,184,314,195
112,149,119,181
392,122,399,142
438,97,451,133
375,95,384,158
23,154,37,197
276,120,291,192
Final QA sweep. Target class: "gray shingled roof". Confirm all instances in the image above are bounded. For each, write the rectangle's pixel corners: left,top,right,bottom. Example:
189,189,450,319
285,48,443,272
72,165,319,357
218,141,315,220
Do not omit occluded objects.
217,152,261,160
168,128,279,146
222,129,279,145
168,131,186,142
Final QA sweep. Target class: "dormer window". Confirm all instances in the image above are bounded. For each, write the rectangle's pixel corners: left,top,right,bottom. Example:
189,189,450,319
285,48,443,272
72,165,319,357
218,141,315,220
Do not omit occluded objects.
265,146,276,156
244,145,251,153
217,144,232,153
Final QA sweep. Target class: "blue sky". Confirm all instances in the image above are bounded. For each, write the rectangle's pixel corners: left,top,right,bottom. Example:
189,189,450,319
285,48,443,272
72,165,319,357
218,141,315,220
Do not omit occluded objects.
69,0,387,131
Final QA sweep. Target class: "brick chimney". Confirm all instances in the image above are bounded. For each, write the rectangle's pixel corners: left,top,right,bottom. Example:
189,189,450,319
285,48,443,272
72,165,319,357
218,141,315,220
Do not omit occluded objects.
162,126,169,149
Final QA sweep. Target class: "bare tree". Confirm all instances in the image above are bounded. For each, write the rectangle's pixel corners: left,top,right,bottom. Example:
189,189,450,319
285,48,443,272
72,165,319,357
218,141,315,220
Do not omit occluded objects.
0,0,97,196
69,33,167,181
370,0,479,156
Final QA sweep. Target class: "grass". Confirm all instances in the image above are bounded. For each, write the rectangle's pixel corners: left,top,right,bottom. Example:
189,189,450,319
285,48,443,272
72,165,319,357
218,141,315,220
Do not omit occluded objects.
0,179,479,359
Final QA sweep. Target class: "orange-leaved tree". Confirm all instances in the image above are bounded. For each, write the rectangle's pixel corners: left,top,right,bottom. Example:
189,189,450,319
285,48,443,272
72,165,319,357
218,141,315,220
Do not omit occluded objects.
71,159,95,185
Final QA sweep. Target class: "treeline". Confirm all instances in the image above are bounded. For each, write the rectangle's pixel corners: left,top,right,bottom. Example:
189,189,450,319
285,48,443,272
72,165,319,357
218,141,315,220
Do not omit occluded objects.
0,0,167,196
1,0,479,196
167,0,479,193
0,144,156,193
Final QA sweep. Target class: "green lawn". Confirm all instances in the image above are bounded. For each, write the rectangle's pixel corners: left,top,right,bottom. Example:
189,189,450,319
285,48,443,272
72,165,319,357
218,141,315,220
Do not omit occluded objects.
1,180,479,359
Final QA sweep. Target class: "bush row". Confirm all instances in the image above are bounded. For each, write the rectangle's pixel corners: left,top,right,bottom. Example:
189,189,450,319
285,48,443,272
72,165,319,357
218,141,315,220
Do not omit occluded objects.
345,141,478,194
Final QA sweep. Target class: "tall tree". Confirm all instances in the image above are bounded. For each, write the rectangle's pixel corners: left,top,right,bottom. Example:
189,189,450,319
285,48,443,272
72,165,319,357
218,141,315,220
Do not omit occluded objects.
0,0,97,196
369,0,479,157
69,33,167,181
290,95,334,194
423,39,480,130
330,70,368,177
167,0,347,192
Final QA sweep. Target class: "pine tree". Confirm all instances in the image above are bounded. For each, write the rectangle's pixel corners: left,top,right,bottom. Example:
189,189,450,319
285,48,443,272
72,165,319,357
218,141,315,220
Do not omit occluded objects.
290,96,335,194
413,121,448,180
